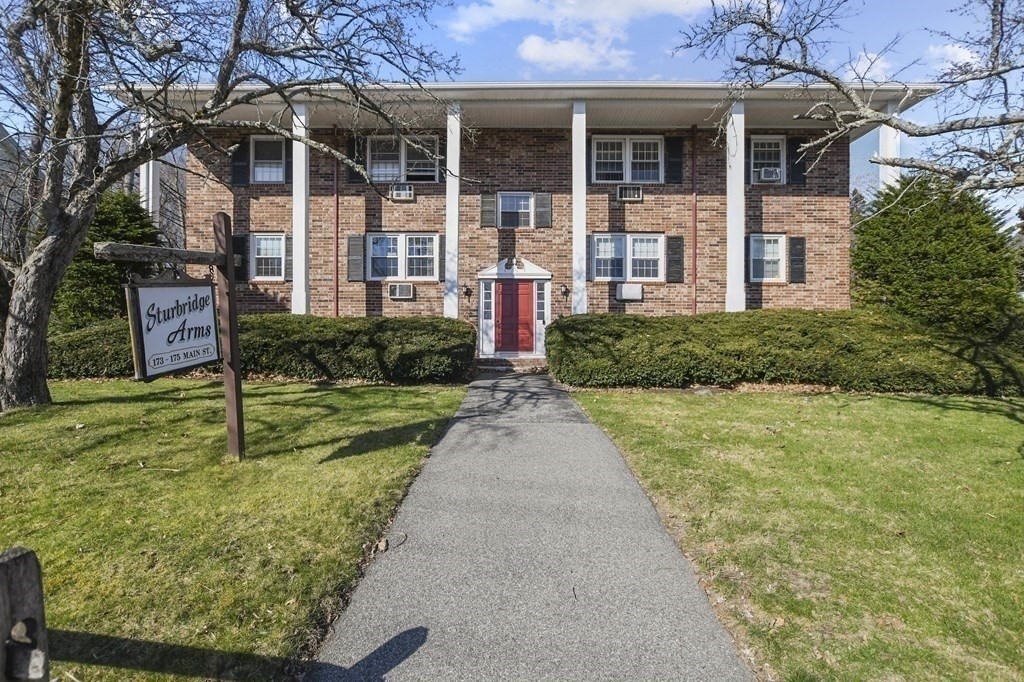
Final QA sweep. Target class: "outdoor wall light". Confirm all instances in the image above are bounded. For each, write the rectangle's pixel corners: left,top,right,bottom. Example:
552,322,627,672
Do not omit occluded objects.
462,285,473,299
559,284,570,302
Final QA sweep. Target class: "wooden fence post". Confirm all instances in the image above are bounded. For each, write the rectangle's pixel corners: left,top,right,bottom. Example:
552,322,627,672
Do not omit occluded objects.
0,547,48,681
213,212,246,462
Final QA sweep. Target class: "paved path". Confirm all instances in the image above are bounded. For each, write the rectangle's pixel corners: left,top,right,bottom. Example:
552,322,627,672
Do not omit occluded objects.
310,374,751,681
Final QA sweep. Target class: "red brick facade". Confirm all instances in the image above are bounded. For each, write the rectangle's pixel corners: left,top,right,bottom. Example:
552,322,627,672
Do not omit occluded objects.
185,125,850,350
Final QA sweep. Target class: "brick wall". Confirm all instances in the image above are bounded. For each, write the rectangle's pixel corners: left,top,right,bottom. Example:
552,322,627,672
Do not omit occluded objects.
184,126,851,325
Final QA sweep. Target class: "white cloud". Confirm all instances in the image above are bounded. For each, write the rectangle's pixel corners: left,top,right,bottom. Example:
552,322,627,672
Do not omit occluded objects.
517,35,633,72
845,51,893,82
447,0,710,73
926,43,979,70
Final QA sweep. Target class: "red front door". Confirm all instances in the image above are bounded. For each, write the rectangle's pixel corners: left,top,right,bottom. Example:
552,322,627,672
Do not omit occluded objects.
496,280,534,353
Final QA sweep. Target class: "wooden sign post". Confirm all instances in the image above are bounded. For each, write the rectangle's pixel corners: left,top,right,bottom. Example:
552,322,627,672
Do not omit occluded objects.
95,212,246,461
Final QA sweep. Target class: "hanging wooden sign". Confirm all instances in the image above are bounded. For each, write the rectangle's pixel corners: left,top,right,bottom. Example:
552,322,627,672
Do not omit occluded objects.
125,271,221,381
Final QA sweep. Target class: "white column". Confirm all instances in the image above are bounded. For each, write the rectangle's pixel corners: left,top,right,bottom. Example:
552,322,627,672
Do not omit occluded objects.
444,104,461,319
878,102,901,188
139,158,161,227
291,103,310,314
571,101,588,315
725,100,746,312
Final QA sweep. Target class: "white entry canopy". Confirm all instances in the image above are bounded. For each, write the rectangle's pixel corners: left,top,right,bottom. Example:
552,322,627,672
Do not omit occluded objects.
477,257,552,280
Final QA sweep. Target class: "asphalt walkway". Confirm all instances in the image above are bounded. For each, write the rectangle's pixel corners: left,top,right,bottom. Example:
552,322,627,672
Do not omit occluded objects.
310,373,751,681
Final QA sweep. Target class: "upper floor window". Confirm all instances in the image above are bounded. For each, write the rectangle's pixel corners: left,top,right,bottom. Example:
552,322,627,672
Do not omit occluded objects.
592,136,664,184
592,233,665,282
251,137,285,183
749,233,786,282
367,136,439,183
750,136,786,184
367,233,438,280
250,233,286,280
498,192,533,228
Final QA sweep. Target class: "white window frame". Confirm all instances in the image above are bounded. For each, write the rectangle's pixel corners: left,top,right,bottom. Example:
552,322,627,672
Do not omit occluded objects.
366,233,439,282
250,136,286,184
249,233,286,282
497,191,535,229
750,135,786,185
748,233,787,283
591,233,666,282
591,136,665,184
366,136,439,184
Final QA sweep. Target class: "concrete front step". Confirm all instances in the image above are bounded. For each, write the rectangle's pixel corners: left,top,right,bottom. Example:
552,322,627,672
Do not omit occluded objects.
475,357,548,373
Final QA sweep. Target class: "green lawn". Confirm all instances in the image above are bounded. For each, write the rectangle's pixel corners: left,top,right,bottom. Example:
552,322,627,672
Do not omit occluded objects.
575,390,1024,681
0,379,465,680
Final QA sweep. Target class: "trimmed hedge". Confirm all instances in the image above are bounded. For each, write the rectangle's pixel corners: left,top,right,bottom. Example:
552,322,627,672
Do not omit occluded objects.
546,309,1024,396
49,315,476,383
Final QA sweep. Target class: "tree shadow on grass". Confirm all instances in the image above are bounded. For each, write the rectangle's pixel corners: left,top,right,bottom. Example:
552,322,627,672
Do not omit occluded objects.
51,626,428,681
319,418,451,464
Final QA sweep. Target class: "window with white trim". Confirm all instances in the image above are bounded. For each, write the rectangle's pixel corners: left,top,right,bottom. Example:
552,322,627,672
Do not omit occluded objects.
481,280,493,321
367,136,439,183
251,137,285,183
367,233,438,280
498,192,533,228
749,234,786,282
536,282,546,322
592,233,665,282
592,136,664,184
750,136,785,184
250,234,285,280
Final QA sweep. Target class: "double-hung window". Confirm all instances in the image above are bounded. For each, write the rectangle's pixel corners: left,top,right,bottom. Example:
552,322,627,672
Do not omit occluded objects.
592,137,664,183
592,234,665,281
251,137,286,183
498,192,533,228
749,234,786,282
750,136,785,184
367,136,439,183
250,234,286,280
367,233,438,280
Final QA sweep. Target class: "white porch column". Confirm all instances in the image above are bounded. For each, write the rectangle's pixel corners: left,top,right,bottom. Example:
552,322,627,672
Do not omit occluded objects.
291,103,310,314
571,101,588,315
139,158,161,227
878,102,901,188
444,104,462,319
725,100,746,312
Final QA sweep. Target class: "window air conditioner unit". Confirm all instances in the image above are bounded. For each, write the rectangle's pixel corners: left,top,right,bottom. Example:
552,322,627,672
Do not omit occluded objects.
758,167,782,183
389,183,415,201
388,283,414,300
617,184,643,202
615,283,644,301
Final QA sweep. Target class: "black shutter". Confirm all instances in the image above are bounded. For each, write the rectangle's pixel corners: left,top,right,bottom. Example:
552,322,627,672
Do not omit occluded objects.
665,137,685,185
665,236,684,283
744,235,750,283
480,194,496,228
744,137,751,185
347,234,365,281
586,136,593,185
787,137,807,186
437,137,447,181
438,234,446,282
346,136,365,183
232,234,249,281
788,236,807,283
284,235,294,281
586,235,593,281
284,139,294,184
534,192,552,228
231,137,250,186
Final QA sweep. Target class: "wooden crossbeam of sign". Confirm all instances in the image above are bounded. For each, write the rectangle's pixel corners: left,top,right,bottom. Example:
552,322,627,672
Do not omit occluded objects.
93,242,242,267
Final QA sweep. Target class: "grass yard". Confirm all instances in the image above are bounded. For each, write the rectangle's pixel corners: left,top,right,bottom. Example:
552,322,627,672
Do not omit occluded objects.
0,379,465,680
575,389,1024,681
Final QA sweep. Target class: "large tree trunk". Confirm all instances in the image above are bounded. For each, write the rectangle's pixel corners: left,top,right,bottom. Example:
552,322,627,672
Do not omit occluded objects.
0,213,91,410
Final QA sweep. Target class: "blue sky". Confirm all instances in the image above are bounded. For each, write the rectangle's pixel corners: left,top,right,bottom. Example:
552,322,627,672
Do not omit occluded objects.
423,0,1013,206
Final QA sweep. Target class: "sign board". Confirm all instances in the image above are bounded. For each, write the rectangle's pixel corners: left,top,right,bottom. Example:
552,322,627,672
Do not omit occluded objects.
125,273,221,381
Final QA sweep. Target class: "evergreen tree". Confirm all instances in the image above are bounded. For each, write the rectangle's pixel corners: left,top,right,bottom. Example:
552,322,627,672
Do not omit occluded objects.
51,192,162,333
852,175,1021,335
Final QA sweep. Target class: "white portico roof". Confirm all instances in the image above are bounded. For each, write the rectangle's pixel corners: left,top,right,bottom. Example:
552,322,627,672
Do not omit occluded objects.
143,80,940,140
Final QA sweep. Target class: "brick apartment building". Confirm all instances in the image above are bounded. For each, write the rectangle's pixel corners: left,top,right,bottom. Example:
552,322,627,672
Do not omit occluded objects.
143,82,929,360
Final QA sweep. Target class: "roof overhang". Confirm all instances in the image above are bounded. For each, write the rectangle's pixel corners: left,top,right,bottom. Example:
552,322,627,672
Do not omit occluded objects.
140,80,940,138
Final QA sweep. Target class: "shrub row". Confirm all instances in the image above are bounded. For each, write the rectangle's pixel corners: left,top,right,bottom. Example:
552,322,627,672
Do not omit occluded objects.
546,309,1024,396
48,314,476,383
